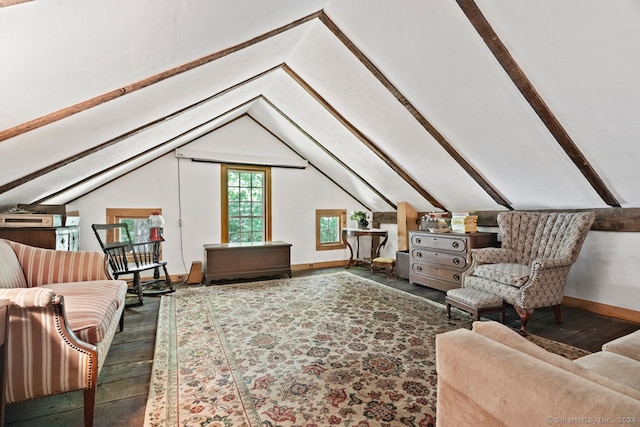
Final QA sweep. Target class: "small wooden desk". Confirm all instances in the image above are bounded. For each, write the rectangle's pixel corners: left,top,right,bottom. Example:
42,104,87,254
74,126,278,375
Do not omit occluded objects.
203,241,292,284
341,228,388,269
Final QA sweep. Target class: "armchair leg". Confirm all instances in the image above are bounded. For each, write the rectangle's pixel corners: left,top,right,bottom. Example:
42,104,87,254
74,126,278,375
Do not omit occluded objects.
84,385,96,427
515,306,534,336
552,304,563,324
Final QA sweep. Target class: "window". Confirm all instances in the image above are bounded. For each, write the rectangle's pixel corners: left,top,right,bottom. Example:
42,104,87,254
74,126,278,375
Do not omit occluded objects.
221,165,271,243
103,208,163,262
316,209,346,251
106,208,162,243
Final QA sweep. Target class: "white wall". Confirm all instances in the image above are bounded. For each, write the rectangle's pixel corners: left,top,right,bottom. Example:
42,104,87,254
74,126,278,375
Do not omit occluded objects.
69,116,640,312
568,232,640,312
71,117,375,274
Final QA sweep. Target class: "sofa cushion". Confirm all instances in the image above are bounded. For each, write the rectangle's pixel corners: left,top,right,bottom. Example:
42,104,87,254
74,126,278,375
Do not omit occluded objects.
574,351,640,393
0,240,27,289
42,281,127,345
603,329,640,362
473,263,529,287
472,321,640,400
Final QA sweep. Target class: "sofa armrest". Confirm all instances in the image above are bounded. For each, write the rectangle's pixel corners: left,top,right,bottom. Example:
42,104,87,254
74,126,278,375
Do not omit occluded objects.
5,240,110,286
1,287,97,404
0,287,56,308
436,329,640,426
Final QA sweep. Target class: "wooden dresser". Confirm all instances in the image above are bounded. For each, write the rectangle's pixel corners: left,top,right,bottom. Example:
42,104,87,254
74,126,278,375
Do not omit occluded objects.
409,231,497,292
0,226,79,251
203,241,292,284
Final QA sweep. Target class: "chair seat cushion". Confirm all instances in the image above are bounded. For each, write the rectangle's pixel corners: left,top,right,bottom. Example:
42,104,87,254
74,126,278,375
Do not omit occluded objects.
42,281,127,344
0,240,27,289
372,257,395,264
473,263,530,288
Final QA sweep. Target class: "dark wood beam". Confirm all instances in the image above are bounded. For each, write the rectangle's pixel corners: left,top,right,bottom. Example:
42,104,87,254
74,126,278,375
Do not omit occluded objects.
0,11,322,143
0,0,32,6
282,64,445,211
247,112,386,211
0,66,283,196
319,12,512,210
475,208,640,232
455,0,620,208
376,208,640,232
37,97,265,205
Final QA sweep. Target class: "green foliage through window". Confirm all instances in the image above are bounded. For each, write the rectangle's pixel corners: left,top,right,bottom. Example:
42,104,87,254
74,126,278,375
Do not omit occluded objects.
319,216,340,244
227,169,265,243
118,218,150,244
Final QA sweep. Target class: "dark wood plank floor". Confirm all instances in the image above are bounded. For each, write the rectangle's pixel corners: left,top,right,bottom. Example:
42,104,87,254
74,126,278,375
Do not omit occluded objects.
5,267,639,426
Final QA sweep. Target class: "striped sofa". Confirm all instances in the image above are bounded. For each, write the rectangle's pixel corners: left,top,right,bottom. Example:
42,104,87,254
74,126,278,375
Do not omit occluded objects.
0,238,127,427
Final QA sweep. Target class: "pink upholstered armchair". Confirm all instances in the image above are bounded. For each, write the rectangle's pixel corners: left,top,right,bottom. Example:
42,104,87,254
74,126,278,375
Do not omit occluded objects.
0,239,127,427
462,211,595,334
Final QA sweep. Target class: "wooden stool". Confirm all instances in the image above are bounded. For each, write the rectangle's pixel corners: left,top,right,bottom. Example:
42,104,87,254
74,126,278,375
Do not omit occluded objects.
371,257,396,277
445,287,505,322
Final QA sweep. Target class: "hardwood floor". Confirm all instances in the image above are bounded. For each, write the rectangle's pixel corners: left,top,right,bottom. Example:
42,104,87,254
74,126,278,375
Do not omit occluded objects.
5,267,639,426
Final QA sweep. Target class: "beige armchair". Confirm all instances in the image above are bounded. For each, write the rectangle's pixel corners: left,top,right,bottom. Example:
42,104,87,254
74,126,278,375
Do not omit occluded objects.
462,211,595,334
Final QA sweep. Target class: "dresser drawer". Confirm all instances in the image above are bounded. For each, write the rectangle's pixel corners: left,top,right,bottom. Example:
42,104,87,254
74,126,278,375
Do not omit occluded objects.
410,248,467,269
410,234,467,253
411,262,463,285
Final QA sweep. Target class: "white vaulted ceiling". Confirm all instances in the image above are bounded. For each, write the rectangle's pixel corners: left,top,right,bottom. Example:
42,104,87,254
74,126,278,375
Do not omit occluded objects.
1,0,639,212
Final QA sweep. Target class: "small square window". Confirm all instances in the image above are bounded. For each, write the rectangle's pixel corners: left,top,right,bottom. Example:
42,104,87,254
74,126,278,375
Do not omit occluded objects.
316,209,347,251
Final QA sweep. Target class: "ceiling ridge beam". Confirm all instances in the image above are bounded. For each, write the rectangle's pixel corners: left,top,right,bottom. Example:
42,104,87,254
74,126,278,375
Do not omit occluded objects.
455,0,620,208
0,11,322,143
283,64,444,211
319,11,511,210
0,65,283,196
36,97,264,205
257,97,396,210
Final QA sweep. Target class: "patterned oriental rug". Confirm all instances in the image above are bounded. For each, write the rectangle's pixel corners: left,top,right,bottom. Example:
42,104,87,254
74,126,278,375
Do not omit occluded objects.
143,272,589,427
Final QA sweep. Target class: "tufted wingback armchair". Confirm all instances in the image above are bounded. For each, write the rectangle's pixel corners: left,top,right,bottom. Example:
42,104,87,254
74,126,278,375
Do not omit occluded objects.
462,211,595,334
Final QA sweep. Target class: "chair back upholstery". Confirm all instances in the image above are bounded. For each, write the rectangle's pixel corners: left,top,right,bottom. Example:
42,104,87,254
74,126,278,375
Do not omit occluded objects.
498,211,595,265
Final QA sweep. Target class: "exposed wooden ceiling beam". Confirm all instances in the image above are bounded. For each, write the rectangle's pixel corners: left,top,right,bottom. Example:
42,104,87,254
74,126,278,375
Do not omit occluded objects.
0,0,32,7
0,11,322,143
475,208,640,232
37,98,264,205
319,11,512,210
248,112,389,211
455,0,620,208
283,64,444,211
0,66,283,195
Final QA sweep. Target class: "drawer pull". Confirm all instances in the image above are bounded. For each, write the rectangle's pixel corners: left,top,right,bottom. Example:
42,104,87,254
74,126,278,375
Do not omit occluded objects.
415,237,421,244
416,252,422,258
416,265,422,272
453,257,460,265
453,273,460,281
452,241,459,249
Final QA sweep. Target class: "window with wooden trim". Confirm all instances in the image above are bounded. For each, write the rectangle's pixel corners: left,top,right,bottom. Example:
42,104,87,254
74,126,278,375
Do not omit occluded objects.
316,209,346,251
103,208,164,261
221,165,272,243
105,208,162,243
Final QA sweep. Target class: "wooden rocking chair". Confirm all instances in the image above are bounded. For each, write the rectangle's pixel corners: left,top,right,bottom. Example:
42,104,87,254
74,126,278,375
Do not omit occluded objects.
92,223,174,306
